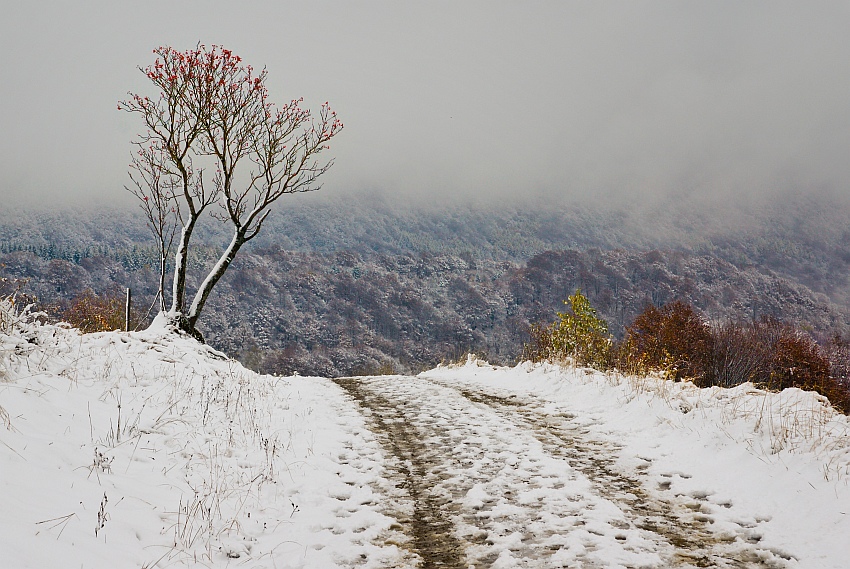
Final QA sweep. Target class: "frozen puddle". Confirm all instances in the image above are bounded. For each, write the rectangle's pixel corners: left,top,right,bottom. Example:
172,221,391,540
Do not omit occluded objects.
334,375,797,569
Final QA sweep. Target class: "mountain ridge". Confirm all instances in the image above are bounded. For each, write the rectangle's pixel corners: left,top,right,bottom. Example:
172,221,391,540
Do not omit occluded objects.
2,196,849,375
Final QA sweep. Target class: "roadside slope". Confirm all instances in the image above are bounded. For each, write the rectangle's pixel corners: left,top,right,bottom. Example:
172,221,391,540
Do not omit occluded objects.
0,317,412,569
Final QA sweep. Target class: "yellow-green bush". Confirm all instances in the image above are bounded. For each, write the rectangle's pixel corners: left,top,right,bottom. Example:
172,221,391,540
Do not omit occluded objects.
523,289,612,368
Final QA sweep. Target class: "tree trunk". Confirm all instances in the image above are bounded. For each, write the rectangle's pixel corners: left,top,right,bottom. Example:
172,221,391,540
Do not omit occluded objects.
171,312,205,342
158,253,168,313
186,228,247,333
170,219,197,314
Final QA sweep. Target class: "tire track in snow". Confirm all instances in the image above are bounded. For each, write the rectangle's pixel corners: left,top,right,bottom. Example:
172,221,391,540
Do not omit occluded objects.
446,383,793,568
334,377,468,569
334,375,795,568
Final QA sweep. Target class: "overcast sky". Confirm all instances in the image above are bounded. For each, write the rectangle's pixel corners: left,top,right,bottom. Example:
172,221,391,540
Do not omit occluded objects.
2,1,849,209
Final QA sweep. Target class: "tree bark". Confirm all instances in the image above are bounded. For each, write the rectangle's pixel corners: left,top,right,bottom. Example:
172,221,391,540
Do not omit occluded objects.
158,253,168,313
170,219,197,314
186,229,247,333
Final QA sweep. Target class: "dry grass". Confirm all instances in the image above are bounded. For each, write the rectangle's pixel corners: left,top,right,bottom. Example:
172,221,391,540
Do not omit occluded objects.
520,356,850,483
597,365,850,482
1,312,302,565
0,300,13,335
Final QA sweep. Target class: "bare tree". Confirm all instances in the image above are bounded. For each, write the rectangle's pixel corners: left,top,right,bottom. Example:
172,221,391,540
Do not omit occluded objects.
119,44,342,339
125,144,178,312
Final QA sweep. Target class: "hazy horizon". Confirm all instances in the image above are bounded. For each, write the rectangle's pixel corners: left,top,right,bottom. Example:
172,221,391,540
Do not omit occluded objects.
2,1,850,211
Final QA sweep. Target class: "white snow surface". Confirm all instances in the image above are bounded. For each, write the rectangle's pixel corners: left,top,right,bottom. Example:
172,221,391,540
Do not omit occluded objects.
2,308,850,568
0,311,409,569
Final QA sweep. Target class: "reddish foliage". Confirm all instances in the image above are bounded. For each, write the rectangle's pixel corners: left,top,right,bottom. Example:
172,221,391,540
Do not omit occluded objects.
708,317,850,413
768,330,830,391
763,324,850,413
622,301,712,382
617,304,850,412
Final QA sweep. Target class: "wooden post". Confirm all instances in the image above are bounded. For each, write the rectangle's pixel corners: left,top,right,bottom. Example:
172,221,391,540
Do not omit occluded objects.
125,288,132,332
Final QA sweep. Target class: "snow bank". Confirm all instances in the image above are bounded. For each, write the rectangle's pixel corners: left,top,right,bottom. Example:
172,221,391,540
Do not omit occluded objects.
0,313,408,568
4,305,850,568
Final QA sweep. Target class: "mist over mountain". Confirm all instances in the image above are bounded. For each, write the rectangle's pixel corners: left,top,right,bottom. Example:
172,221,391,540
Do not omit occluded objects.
2,192,849,375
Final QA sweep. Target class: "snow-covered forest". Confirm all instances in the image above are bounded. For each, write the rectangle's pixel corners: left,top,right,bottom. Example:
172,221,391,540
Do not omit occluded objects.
2,195,850,376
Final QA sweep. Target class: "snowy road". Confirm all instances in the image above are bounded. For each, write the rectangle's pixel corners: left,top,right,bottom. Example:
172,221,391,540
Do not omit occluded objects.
334,375,795,569
5,323,847,568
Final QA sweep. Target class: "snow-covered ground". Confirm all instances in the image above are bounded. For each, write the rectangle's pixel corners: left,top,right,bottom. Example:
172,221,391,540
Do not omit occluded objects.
2,306,850,568
425,360,850,568
0,310,410,568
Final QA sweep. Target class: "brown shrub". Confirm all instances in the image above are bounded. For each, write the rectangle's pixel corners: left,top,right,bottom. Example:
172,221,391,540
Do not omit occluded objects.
710,317,850,414
767,331,830,391
62,289,127,333
621,301,712,382
763,325,850,413
825,334,850,388
709,320,770,387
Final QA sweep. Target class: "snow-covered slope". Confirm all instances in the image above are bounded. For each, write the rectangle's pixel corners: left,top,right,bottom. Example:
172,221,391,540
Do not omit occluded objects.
3,304,850,568
0,307,411,568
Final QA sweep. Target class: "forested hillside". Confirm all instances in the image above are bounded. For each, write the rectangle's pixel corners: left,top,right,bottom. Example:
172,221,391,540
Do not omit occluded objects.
2,194,849,375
